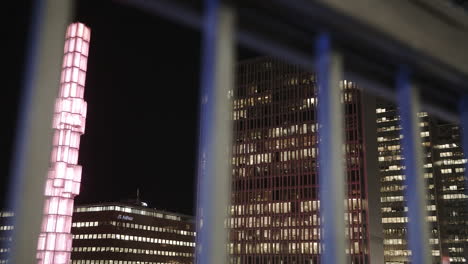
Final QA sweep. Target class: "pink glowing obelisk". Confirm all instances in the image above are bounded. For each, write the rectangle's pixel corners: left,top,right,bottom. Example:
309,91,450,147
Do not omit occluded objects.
36,22,90,264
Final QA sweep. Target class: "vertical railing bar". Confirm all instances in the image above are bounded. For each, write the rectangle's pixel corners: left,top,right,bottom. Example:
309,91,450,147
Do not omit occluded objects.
459,96,468,196
194,0,235,263
316,33,347,264
396,66,430,264
7,0,73,263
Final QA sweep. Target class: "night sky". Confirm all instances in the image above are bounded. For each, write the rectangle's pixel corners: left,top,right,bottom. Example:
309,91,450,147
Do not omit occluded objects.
2,0,257,216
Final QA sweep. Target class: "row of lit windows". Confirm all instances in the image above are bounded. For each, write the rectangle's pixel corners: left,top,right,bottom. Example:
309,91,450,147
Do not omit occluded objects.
72,221,195,236
384,249,439,257
377,135,402,142
72,233,195,247
441,167,465,174
376,116,400,123
443,193,468,200
381,205,436,213
381,185,405,192
72,260,181,264
0,212,13,218
0,226,13,231
378,155,403,162
72,246,193,257
440,159,467,165
230,199,361,217
381,196,404,203
377,125,401,133
233,95,272,109
230,214,362,230
435,143,458,149
382,216,437,224
378,144,400,152
230,240,363,255
74,206,183,221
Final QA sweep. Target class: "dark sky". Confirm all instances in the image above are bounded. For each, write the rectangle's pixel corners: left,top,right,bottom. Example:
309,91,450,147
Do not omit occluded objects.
2,0,257,216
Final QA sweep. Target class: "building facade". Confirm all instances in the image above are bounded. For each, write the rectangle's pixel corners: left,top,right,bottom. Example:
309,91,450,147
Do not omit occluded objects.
433,124,468,264
0,211,14,263
70,202,196,264
229,57,382,264
376,100,468,264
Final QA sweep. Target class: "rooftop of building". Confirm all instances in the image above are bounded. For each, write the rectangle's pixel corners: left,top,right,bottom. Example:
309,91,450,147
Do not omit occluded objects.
73,201,195,223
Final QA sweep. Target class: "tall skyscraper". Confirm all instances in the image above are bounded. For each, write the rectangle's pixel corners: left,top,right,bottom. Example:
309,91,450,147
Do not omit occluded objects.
229,57,382,264
376,100,468,264
36,22,91,264
433,124,468,264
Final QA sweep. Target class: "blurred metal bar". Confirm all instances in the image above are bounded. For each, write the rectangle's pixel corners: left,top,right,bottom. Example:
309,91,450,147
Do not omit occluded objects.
115,0,202,30
119,0,462,124
7,0,73,263
194,0,235,263
396,67,430,264
316,33,346,264
459,96,468,195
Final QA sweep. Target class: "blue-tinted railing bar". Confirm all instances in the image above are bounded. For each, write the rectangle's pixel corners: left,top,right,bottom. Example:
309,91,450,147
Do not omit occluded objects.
194,0,235,263
316,33,347,264
8,0,73,263
397,67,431,264
459,96,468,196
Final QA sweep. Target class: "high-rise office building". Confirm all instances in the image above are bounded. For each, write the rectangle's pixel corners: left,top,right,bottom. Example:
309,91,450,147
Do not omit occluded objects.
433,124,468,264
0,211,14,263
36,22,91,264
376,100,468,264
376,100,440,264
71,202,196,264
229,57,382,264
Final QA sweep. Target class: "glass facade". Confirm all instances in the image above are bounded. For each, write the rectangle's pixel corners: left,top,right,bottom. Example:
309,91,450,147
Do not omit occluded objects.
229,58,373,264
71,203,195,264
377,100,468,264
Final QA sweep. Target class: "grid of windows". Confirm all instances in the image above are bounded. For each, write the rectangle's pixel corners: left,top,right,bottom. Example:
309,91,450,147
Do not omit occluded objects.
433,124,468,264
230,58,371,264
71,203,195,264
376,100,441,264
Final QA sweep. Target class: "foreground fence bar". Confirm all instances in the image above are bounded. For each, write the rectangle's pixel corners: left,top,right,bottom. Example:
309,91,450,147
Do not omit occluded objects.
459,96,468,195
8,0,73,263
396,67,430,264
194,0,235,263
316,33,347,264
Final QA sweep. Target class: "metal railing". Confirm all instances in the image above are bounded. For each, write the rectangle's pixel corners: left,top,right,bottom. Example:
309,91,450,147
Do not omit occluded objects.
8,0,468,263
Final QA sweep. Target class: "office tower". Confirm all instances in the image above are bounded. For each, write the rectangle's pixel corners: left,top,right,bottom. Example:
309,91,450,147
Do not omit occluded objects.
376,100,468,264
376,100,441,263
70,202,196,264
0,211,14,263
229,57,382,264
36,22,91,264
433,124,468,264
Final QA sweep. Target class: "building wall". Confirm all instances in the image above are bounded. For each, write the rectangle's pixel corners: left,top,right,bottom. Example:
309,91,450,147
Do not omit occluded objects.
376,100,468,264
70,203,195,264
376,100,442,264
433,124,468,264
229,57,379,264
0,211,14,263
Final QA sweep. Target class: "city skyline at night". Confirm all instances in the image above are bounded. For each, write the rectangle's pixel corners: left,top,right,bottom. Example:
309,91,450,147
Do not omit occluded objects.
3,1,468,264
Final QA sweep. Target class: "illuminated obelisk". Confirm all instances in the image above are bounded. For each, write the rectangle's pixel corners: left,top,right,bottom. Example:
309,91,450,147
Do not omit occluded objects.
36,22,90,264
